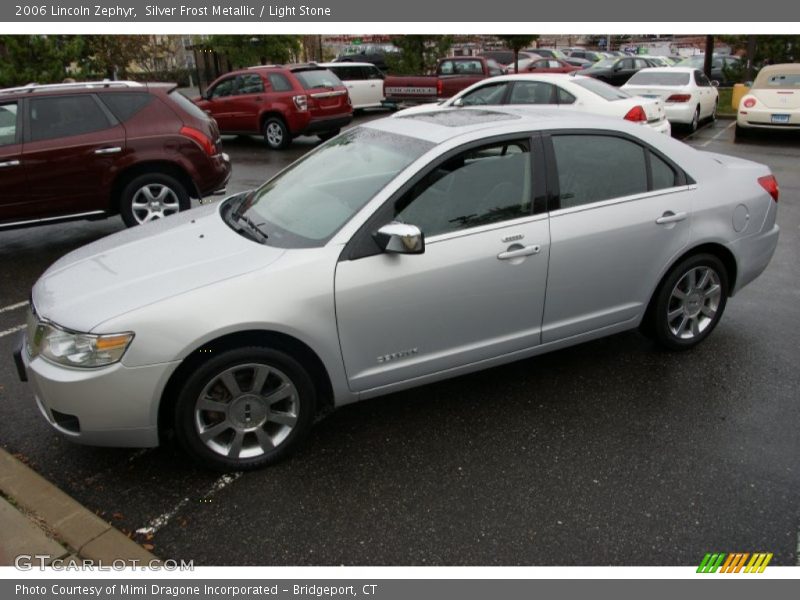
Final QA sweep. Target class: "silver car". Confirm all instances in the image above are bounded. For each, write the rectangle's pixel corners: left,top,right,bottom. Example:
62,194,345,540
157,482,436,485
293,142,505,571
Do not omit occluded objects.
15,108,780,470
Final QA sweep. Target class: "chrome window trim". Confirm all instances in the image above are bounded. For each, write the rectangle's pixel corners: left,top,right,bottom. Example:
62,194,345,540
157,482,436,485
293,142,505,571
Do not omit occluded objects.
548,185,694,218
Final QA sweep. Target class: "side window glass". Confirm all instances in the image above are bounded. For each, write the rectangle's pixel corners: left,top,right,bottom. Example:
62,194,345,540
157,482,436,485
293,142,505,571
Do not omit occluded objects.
268,73,293,92
509,82,555,105
237,74,264,94
552,135,647,209
459,83,508,106
368,67,384,80
99,93,152,121
395,140,533,237
556,87,576,104
651,152,678,190
0,103,18,146
438,61,455,75
210,78,235,98
29,95,112,142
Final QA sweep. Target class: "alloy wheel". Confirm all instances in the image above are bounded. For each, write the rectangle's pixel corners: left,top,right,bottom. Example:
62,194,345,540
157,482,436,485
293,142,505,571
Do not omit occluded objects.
666,266,722,340
130,184,181,224
265,122,284,147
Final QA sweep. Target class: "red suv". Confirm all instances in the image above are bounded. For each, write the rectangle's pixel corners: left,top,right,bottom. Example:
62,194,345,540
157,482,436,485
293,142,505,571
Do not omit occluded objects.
0,81,231,229
195,64,353,150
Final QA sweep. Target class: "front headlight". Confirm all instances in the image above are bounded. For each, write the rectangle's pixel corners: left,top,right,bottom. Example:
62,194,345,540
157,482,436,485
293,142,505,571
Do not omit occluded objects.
28,313,133,368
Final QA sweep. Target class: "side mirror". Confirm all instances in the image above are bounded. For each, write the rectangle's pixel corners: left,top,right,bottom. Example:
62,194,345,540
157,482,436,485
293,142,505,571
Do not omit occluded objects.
373,222,425,255
711,80,720,87
452,97,464,107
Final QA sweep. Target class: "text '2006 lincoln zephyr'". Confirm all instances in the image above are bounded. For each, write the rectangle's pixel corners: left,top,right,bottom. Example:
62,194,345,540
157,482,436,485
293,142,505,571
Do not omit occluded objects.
14,108,779,470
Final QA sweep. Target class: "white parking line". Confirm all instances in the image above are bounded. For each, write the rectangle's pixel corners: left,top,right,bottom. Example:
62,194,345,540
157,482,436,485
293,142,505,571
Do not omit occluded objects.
0,301,28,315
699,121,736,147
0,324,26,339
135,472,242,536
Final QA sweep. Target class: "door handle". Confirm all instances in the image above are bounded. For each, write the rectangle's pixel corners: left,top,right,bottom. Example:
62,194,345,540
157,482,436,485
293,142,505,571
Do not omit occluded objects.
94,147,122,155
0,159,20,168
497,245,541,260
655,211,688,225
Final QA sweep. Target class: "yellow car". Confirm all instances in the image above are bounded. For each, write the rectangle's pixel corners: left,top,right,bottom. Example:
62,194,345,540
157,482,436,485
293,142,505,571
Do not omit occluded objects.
736,63,800,139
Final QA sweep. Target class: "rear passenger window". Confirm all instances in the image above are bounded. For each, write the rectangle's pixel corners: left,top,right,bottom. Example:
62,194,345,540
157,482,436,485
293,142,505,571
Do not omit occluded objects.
0,103,18,146
29,95,112,142
552,135,647,209
99,93,152,122
509,81,555,104
651,153,678,190
394,140,532,237
556,87,576,104
268,73,293,92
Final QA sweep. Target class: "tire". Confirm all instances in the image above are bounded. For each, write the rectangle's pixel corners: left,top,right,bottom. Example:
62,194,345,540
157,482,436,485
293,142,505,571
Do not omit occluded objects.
119,172,189,228
263,116,291,150
734,123,749,142
651,254,729,351
317,128,341,142
710,100,718,122
688,105,700,133
174,346,317,471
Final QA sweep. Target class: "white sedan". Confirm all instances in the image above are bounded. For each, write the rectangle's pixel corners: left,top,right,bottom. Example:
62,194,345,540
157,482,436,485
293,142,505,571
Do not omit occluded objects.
736,63,800,139
396,73,671,135
622,67,719,132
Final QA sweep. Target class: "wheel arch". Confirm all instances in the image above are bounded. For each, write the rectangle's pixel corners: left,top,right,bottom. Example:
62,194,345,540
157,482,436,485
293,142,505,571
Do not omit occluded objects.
157,329,335,441
259,110,289,132
111,161,198,214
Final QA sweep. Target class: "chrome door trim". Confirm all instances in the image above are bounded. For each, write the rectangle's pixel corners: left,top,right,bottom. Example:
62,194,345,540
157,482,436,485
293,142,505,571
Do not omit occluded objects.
548,186,694,219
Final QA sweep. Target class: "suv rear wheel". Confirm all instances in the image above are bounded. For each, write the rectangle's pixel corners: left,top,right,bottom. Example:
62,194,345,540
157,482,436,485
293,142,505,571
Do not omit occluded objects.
120,173,189,227
263,116,291,150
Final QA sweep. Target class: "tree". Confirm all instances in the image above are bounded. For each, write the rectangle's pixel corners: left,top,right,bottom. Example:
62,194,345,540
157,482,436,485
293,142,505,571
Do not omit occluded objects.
0,35,85,87
207,35,301,69
387,35,453,75
82,35,148,79
496,35,539,73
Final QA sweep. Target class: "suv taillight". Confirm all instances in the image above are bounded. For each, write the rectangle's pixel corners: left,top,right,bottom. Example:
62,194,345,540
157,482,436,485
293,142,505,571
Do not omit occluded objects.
758,175,779,202
666,94,691,103
293,95,308,111
180,126,216,156
624,105,647,123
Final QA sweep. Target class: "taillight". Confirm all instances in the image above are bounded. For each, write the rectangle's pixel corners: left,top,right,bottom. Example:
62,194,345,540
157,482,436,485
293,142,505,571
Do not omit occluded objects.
437,80,443,97
293,94,308,111
179,126,216,156
666,94,691,103
624,105,647,123
743,97,756,108
758,175,779,202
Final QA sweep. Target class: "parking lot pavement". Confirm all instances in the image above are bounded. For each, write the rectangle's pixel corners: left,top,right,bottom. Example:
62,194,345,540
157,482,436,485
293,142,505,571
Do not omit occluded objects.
1,118,798,566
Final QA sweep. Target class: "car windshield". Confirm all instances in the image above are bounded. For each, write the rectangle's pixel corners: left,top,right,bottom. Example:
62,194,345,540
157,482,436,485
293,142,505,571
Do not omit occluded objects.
294,69,343,89
591,58,618,69
573,77,631,101
226,127,434,248
628,72,691,86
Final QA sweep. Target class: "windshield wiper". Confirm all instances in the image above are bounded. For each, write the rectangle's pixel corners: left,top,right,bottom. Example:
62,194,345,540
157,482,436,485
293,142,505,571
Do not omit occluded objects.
232,211,269,242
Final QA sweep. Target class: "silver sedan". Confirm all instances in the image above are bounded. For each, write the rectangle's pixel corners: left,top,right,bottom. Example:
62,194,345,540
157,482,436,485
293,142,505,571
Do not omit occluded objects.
16,108,780,470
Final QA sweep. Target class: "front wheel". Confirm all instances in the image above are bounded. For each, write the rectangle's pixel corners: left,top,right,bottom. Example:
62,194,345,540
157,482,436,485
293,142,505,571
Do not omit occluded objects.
119,173,189,227
651,254,729,351
174,347,317,471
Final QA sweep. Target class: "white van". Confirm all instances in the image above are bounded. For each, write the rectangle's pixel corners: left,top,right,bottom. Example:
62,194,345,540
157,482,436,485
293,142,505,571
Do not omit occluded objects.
318,62,386,110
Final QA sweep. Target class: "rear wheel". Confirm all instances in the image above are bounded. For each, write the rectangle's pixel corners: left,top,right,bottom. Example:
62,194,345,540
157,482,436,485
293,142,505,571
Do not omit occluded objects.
263,117,291,150
651,254,729,351
174,346,316,471
689,105,700,132
119,173,189,227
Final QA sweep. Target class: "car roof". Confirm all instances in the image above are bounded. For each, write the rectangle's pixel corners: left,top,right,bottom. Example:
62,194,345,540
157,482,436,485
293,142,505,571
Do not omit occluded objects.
0,80,147,98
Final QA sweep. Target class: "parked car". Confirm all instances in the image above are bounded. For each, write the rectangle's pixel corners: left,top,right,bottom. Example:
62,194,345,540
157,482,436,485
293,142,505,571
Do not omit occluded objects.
567,49,606,63
396,74,671,135
578,56,660,86
0,81,230,229
622,67,719,132
333,44,399,72
481,50,539,66
529,48,590,68
383,56,505,105
195,64,353,150
15,107,779,470
637,55,674,68
318,62,385,110
736,63,800,139
676,55,741,86
507,57,580,74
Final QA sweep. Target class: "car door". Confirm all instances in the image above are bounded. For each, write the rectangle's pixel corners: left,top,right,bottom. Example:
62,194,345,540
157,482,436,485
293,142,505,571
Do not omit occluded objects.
228,73,266,132
611,58,636,86
0,101,32,225
197,76,237,132
541,131,692,343
22,94,126,218
364,65,385,105
338,66,368,108
335,137,550,393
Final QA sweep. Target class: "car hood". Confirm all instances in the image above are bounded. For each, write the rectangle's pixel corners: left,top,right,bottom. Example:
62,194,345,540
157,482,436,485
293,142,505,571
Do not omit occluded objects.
32,203,286,333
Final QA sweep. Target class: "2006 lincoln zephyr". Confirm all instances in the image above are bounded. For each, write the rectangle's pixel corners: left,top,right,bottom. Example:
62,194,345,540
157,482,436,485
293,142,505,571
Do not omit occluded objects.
14,108,779,470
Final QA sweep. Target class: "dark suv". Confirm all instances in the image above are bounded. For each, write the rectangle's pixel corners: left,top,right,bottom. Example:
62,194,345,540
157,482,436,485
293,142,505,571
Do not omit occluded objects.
195,64,353,150
0,81,230,229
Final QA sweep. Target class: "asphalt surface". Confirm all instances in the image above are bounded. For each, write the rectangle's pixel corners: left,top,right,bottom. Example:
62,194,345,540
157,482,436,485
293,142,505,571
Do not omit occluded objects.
1,115,798,566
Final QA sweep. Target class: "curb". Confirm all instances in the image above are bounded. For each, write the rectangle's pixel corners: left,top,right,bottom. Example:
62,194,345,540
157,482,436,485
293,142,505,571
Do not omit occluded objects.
0,448,157,565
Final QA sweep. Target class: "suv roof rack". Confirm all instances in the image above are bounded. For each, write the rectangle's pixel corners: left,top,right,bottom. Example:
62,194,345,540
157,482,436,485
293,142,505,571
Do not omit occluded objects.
0,81,144,94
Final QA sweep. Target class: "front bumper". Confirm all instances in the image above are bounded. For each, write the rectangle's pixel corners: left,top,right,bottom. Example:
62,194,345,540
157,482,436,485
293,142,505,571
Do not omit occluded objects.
16,337,180,448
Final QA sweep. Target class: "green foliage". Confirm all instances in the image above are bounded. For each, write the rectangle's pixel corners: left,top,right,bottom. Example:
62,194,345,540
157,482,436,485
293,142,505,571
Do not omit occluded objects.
495,34,539,72
80,36,148,79
206,35,301,68
386,35,453,75
0,35,85,87
721,35,800,65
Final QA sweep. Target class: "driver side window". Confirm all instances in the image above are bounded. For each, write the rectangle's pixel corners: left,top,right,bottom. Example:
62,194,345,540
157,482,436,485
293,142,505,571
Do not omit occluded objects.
394,140,533,238
459,82,509,106
210,78,235,98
